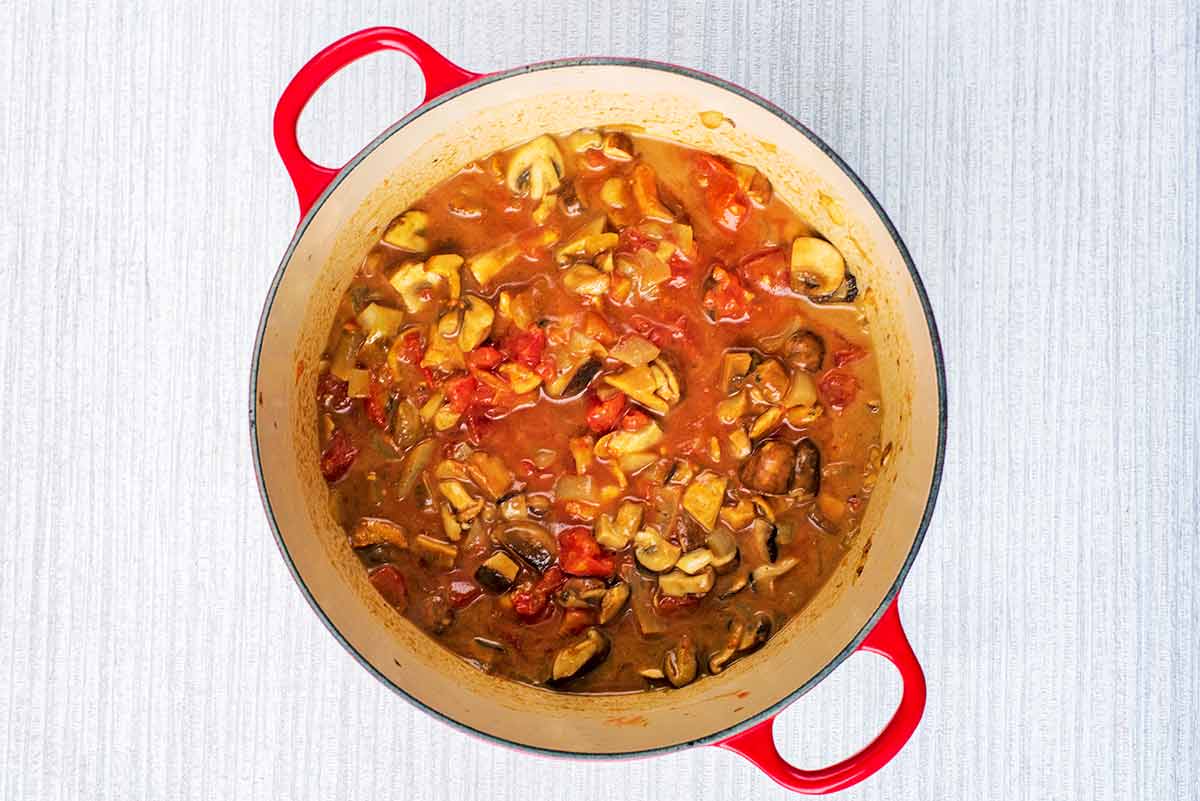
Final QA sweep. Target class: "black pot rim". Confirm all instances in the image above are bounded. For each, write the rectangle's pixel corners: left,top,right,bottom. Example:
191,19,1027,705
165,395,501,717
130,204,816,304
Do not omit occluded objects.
250,56,948,760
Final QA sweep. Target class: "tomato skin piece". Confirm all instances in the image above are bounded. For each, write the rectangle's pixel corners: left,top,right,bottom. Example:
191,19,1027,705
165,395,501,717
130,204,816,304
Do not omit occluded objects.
738,247,789,293
832,345,868,368
397,329,424,364
694,153,750,233
586,391,627,434
317,372,352,414
444,375,478,415
448,579,482,609
557,527,616,577
320,428,358,483
503,328,547,369
819,369,860,410
702,266,753,321
364,365,393,429
466,346,504,371
559,608,595,636
368,564,407,611
511,566,566,622
654,592,702,614
620,409,652,431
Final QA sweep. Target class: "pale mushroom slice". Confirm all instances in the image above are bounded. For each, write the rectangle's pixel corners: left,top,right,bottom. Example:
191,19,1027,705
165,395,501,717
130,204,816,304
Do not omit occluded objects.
551,628,610,683
681,471,728,532
664,637,698,688
506,135,565,200
457,295,494,352
634,527,681,572
790,237,845,297
658,567,716,597
382,209,430,252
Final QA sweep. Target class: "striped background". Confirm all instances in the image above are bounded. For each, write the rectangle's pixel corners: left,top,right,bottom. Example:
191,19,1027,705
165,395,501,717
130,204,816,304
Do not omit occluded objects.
1,1,1196,798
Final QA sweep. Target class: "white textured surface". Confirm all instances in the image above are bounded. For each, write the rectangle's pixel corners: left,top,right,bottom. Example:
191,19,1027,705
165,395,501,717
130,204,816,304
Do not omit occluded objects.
1,0,1197,798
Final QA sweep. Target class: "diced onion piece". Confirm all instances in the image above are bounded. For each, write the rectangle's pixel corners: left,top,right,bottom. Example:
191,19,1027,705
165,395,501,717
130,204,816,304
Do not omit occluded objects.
356,303,404,342
682,471,728,532
609,335,661,367
345,369,370,398
781,372,818,409
499,362,542,394
554,474,597,504
562,264,611,296
618,452,657,475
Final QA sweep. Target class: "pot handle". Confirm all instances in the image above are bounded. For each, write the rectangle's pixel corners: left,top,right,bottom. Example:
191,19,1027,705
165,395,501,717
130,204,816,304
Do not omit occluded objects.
273,27,481,215
717,597,926,794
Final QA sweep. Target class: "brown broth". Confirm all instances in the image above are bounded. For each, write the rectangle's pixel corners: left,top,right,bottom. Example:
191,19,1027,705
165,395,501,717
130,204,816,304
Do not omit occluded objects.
316,130,883,693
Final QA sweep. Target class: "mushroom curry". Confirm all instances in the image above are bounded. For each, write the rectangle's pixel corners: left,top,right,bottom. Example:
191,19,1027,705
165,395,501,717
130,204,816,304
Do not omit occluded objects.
315,129,884,693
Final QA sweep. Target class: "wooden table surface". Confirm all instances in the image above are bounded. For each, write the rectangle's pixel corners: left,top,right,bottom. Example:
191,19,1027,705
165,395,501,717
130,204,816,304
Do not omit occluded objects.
2,1,1196,798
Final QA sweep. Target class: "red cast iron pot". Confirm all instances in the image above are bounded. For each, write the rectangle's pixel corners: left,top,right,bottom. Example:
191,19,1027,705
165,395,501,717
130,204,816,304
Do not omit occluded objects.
253,27,946,794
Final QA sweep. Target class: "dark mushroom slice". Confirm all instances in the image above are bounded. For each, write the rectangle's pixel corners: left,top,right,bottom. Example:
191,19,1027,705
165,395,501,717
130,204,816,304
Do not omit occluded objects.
475,551,520,593
708,619,745,674
739,439,797,495
412,534,458,570
749,518,779,563
415,589,455,635
812,271,858,304
495,521,558,573
738,611,773,653
785,330,825,373
794,438,821,498
550,628,611,683
557,180,584,215
560,357,604,398
556,578,607,608
664,636,698,688
598,581,630,624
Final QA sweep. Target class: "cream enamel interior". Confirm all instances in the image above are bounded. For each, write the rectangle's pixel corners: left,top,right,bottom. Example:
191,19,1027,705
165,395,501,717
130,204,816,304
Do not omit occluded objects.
253,63,940,754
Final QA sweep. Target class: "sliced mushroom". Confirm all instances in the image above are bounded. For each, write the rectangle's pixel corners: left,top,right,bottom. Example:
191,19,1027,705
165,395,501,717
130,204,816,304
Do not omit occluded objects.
349,517,409,549
780,371,818,409
412,534,457,570
681,471,728,532
748,406,784,439
709,620,745,674
750,518,779,564
562,264,611,296
728,428,751,459
457,295,494,352
634,527,681,572
817,271,858,303
785,330,825,373
601,131,635,161
498,493,529,520
794,438,822,498
675,548,714,575
751,557,798,593
718,570,750,598
356,303,405,343
506,135,565,200
426,254,463,301
603,366,669,415
790,237,845,297
638,667,666,680
658,567,715,597
746,359,790,405
496,521,557,573
555,217,619,263
739,439,796,495
557,578,607,609
439,503,462,541
475,551,520,593
595,501,643,551
439,480,477,513
739,612,773,652
382,210,430,252
551,628,610,683
598,581,631,624
706,527,739,571
389,261,445,313
664,637,698,688
716,390,749,425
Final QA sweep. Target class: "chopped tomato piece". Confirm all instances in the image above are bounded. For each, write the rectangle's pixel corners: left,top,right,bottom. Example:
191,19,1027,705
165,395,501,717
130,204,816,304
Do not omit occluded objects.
819,370,859,410
316,372,352,414
364,365,393,429
832,345,868,368
511,566,565,622
738,247,789,293
618,226,656,254
620,408,652,431
448,579,482,609
654,592,702,614
557,527,616,577
631,313,697,358
444,375,478,414
466,346,504,370
320,428,358,483
503,328,547,369
702,266,753,321
694,153,750,233
368,564,407,610
586,391,627,434
397,329,424,364
667,250,692,288
465,410,491,446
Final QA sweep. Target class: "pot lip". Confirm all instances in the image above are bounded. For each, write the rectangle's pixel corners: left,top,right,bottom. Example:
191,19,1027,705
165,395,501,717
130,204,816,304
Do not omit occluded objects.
250,56,947,759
